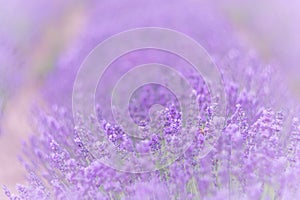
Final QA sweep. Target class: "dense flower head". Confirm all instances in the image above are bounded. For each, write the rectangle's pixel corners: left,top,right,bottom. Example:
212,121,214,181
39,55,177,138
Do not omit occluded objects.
3,1,300,200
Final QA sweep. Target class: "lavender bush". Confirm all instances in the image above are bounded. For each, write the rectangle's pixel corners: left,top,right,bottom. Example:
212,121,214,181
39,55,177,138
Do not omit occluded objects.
3,1,300,199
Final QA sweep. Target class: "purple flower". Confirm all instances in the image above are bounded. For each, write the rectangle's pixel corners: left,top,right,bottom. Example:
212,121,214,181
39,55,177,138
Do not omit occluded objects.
3,1,300,200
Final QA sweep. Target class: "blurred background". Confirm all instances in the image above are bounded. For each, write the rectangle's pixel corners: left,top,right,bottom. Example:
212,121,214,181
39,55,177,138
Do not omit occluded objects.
0,0,299,199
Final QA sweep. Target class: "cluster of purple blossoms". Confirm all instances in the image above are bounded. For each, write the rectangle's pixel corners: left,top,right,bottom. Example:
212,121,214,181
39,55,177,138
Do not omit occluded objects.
4,52,300,199
2,1,300,200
